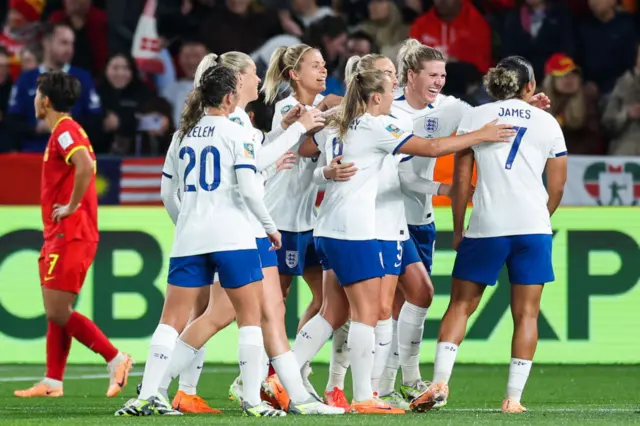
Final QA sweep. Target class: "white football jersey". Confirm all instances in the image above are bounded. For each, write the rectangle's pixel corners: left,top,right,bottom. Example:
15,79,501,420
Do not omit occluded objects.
458,98,567,238
263,93,324,232
393,93,472,226
229,106,269,238
314,114,413,240
163,116,258,257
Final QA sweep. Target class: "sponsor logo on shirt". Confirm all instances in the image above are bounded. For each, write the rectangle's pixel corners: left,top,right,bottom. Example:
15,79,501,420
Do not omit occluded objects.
230,116,244,126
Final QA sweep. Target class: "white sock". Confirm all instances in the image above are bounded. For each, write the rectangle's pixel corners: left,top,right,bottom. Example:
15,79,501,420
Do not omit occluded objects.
292,314,334,369
326,320,350,391
432,342,458,384
158,339,198,397
348,321,375,402
139,324,178,400
43,377,63,388
398,302,428,386
238,326,264,406
178,344,206,395
379,319,399,396
261,349,270,381
371,317,393,393
271,351,311,404
506,358,532,402
107,352,125,370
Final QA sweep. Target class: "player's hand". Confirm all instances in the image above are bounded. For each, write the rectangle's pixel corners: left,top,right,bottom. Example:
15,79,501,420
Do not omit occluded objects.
317,94,342,112
437,183,452,197
268,231,282,251
479,119,516,142
52,203,79,222
276,151,296,171
282,104,305,129
298,108,326,132
529,92,551,110
323,155,358,181
453,231,464,251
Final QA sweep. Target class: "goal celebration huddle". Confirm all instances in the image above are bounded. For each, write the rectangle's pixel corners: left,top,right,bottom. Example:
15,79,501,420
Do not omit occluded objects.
18,37,567,417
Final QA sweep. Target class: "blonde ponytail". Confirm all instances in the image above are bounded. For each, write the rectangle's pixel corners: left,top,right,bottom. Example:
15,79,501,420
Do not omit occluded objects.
194,53,219,88
261,44,314,104
332,69,389,139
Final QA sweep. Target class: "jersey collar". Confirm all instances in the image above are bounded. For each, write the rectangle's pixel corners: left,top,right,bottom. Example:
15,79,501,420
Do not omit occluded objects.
394,92,434,109
38,63,71,74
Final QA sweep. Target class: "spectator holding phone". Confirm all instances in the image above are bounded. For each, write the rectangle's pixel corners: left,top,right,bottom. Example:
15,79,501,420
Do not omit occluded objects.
97,52,152,154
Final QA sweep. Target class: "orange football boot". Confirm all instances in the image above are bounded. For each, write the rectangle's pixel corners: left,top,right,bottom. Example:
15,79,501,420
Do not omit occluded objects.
106,353,133,397
261,375,291,411
351,397,405,414
409,381,449,413
14,382,63,398
324,387,350,411
172,390,222,414
502,398,528,413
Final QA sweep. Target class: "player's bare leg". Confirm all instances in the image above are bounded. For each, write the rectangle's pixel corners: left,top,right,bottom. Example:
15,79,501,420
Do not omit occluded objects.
394,262,433,403
410,278,484,412
279,274,294,300
261,267,344,415
343,277,403,414
299,266,323,331
502,284,543,413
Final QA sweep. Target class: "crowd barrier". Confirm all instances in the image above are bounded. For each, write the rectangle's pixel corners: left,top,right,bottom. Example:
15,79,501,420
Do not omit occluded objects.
0,206,638,364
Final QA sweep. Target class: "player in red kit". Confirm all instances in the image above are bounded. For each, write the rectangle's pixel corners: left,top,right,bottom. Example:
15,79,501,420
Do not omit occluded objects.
14,71,133,398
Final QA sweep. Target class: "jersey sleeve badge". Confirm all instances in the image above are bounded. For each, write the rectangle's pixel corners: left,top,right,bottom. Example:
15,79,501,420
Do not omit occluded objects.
57,131,74,149
281,104,293,115
385,124,402,138
243,142,255,159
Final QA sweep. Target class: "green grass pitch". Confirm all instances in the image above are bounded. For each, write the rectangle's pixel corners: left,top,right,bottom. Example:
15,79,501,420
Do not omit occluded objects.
1,364,638,425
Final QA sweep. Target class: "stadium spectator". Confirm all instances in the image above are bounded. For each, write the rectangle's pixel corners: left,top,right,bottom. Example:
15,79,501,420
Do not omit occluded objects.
96,53,153,154
291,0,335,28
49,0,109,78
197,0,283,57
409,0,492,74
543,53,601,154
602,43,640,156
160,38,206,131
359,0,409,61
323,30,375,95
501,0,576,83
20,42,41,71
0,0,45,81
577,0,636,97
304,16,347,76
6,22,101,152
0,47,12,152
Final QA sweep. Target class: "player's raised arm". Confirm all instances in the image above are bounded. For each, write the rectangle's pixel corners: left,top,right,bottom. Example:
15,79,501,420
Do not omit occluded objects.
396,119,515,158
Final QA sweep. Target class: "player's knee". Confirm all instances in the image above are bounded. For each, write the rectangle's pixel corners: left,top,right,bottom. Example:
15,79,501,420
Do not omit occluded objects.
320,306,349,329
379,303,393,321
45,307,71,327
448,298,478,318
405,279,433,309
512,303,540,325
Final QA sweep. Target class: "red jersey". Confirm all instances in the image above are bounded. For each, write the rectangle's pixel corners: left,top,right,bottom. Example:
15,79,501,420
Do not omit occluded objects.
41,116,99,242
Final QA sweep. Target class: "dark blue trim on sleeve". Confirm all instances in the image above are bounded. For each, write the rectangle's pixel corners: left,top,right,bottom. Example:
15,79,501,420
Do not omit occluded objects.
162,171,172,179
555,151,568,157
234,164,257,173
392,134,414,155
428,104,434,109
400,155,414,163
312,133,319,146
395,94,405,101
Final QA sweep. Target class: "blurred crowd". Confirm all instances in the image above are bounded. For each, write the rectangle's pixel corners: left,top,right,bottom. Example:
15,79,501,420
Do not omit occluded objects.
1,0,640,156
